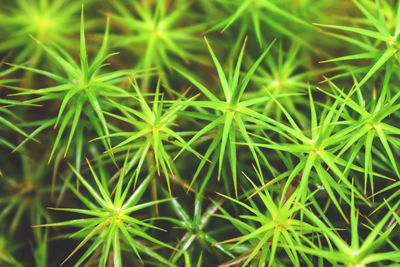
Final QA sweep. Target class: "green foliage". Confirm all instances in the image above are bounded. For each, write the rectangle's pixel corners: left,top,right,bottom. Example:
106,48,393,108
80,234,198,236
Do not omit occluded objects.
174,37,275,197
209,0,312,47
214,169,316,266
7,7,142,166
110,0,207,88
37,158,176,266
0,154,50,235
296,191,400,266
0,0,84,64
97,77,202,194
1,0,400,266
0,64,39,146
0,234,22,267
315,0,400,88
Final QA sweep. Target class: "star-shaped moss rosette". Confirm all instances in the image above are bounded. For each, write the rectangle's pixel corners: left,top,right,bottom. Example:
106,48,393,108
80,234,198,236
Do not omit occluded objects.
248,42,318,129
7,6,147,166
0,153,53,236
240,84,375,221
319,66,400,196
109,0,207,89
174,37,279,197
294,189,400,266
0,154,51,266
93,76,203,195
0,0,89,65
315,0,400,89
208,0,312,48
213,169,318,267
159,186,234,265
35,157,178,266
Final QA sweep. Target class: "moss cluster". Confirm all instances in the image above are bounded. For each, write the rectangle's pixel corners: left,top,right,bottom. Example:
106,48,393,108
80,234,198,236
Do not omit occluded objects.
1,0,400,266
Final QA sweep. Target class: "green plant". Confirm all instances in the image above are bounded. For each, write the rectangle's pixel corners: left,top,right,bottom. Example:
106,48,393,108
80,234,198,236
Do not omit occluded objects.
0,0,85,65
249,42,316,127
8,7,145,167
315,0,400,88
96,77,202,194
0,154,51,235
296,191,400,266
0,65,37,151
243,85,376,221
2,1,400,266
110,0,207,88
36,156,176,266
319,66,400,196
160,184,233,264
174,37,276,196
214,169,316,266
0,234,22,267
209,0,312,47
